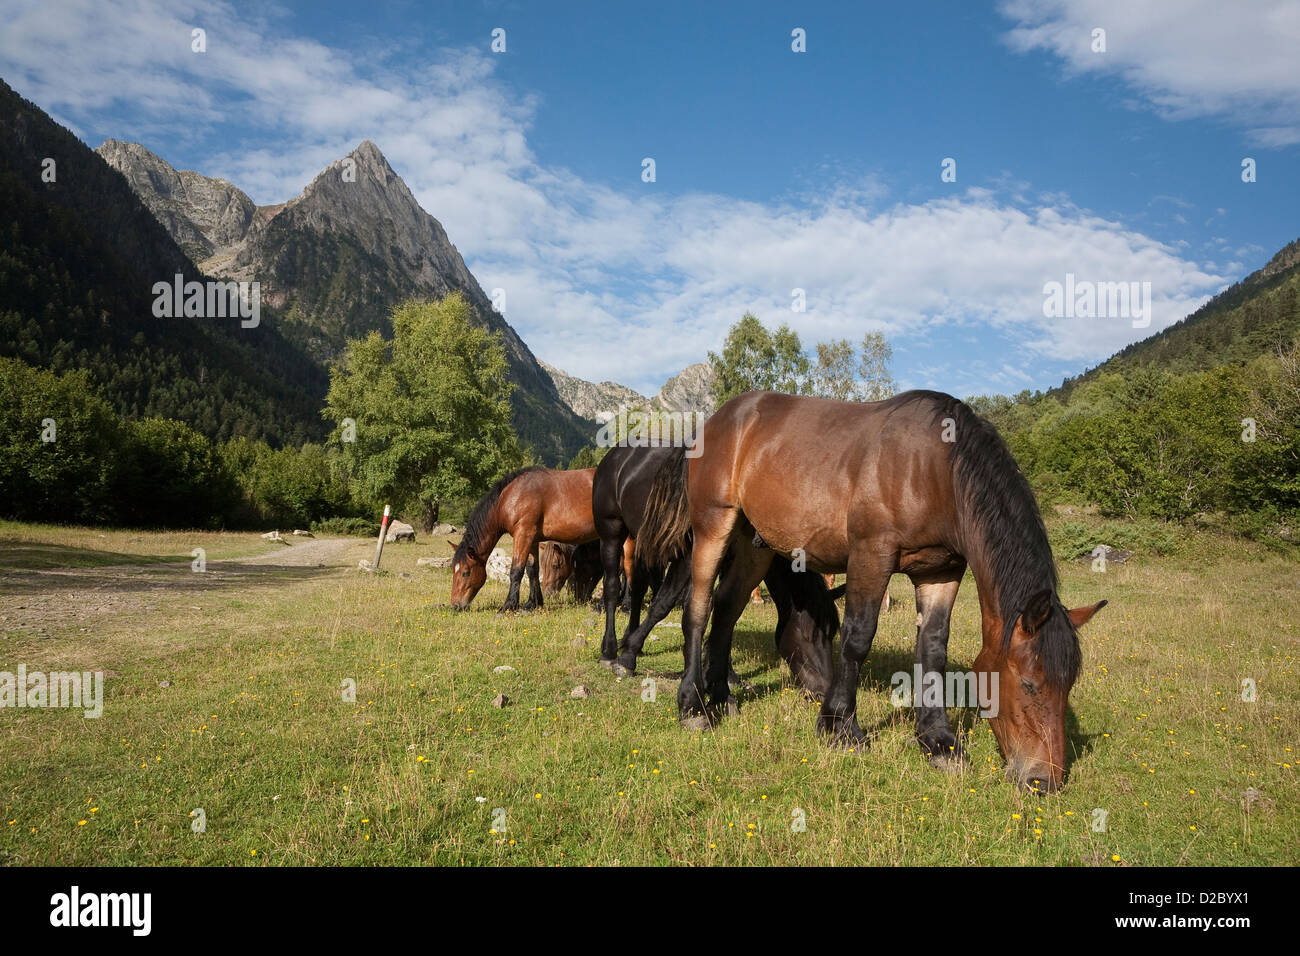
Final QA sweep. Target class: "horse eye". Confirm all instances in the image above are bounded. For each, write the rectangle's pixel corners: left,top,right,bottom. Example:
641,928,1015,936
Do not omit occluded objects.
1021,678,1038,696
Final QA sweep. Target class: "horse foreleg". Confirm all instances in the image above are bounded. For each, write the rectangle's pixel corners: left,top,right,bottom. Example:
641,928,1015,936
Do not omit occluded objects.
911,569,966,771
522,541,543,611
817,550,893,748
501,531,536,613
499,561,525,613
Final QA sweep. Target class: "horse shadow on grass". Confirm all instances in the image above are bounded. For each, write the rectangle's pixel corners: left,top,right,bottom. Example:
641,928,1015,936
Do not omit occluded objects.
718,623,1101,781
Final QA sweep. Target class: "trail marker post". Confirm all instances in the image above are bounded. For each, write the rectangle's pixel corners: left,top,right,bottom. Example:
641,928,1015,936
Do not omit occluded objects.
372,504,391,570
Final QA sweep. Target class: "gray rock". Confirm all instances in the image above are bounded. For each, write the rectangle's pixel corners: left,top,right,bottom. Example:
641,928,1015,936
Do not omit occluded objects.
1082,544,1133,564
570,685,591,699
430,523,459,535
386,520,416,543
491,693,510,708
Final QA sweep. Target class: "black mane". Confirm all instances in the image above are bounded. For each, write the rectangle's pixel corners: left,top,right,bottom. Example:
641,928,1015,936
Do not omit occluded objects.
911,391,1081,689
453,466,546,563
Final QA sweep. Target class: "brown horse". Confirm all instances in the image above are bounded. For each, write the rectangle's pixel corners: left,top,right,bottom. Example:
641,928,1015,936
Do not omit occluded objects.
539,542,574,596
641,390,1105,792
450,466,597,611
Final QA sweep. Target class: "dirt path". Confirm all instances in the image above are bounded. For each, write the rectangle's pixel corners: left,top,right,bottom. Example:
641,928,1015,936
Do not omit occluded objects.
0,537,368,639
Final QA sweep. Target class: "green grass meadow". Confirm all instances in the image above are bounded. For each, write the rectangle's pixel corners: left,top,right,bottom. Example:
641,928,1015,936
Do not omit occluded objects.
0,519,1296,866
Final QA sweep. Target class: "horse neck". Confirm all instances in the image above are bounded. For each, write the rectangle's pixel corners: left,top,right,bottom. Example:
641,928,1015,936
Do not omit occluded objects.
470,500,506,559
959,521,1055,652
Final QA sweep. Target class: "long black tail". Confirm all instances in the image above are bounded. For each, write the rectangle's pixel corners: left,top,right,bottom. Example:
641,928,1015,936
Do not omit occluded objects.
637,446,691,568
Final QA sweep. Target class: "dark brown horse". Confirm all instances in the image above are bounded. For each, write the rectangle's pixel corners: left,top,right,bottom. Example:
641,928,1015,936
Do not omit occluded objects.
450,466,597,611
640,390,1105,792
596,443,837,696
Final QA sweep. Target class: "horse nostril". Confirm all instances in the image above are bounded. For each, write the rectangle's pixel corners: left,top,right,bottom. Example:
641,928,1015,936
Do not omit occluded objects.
1024,775,1058,794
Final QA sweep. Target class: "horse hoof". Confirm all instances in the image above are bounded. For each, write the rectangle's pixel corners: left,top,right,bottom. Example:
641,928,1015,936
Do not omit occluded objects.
597,658,617,671
680,714,711,732
612,662,634,678
927,753,968,774
717,697,739,718
816,716,868,750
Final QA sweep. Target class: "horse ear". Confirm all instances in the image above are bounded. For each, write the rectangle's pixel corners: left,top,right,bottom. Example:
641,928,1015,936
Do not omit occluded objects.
1067,599,1107,629
1019,590,1054,636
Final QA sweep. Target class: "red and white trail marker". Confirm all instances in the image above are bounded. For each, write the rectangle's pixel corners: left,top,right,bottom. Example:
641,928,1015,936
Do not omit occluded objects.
371,504,391,570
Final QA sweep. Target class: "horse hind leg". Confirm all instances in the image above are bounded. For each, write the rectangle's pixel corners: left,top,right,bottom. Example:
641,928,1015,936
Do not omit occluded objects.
615,555,690,675
702,538,773,717
618,537,636,613
597,529,628,665
610,561,651,675
911,570,966,771
678,507,740,730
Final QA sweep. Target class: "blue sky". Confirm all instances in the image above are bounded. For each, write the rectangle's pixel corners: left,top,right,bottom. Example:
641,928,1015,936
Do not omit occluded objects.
3,0,1298,397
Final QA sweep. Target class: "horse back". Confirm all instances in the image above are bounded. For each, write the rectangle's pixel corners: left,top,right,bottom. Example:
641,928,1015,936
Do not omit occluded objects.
695,391,962,569
503,467,598,543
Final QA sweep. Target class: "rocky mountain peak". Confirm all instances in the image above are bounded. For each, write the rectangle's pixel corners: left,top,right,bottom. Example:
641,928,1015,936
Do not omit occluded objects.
539,361,650,422
88,134,590,458
655,362,716,415
95,139,255,263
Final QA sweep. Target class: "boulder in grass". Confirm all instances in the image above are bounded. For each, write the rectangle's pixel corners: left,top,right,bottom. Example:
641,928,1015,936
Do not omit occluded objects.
486,548,512,583
417,556,453,568
261,530,290,545
1080,544,1133,564
292,529,314,537
386,520,416,543
431,523,459,535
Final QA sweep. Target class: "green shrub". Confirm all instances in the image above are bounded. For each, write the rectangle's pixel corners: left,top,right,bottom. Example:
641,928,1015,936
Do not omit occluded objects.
310,516,378,537
1051,519,1182,561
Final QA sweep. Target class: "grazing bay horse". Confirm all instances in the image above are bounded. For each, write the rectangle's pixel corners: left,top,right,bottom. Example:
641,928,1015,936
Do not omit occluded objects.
539,542,575,596
595,444,838,696
641,390,1105,792
537,540,604,603
450,466,597,612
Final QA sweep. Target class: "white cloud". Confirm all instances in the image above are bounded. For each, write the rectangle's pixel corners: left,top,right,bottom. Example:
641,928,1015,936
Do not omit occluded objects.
1,0,1233,397
1001,0,1300,146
